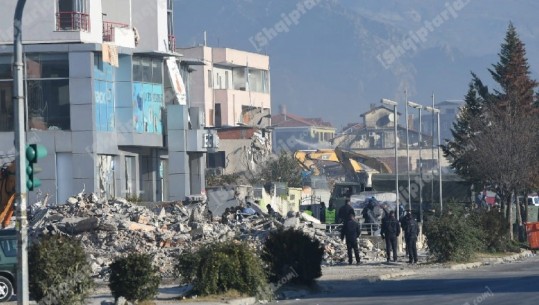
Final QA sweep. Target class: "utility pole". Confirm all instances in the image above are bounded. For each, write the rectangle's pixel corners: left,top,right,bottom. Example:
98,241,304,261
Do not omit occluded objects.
14,1,29,304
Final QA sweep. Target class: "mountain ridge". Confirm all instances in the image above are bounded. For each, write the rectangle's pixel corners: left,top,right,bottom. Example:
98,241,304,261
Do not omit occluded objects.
174,0,539,128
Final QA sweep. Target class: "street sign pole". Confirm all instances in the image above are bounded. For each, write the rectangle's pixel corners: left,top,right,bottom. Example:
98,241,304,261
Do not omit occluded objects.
14,1,29,304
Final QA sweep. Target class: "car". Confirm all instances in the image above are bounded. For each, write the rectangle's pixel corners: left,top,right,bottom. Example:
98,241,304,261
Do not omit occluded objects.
0,229,17,302
526,196,539,206
516,195,539,207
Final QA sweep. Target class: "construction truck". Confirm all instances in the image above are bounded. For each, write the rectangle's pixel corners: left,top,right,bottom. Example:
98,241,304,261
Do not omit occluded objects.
294,147,394,220
0,163,15,229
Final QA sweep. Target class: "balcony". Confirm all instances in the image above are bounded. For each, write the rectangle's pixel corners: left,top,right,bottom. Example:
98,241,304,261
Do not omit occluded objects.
56,11,90,31
103,21,129,42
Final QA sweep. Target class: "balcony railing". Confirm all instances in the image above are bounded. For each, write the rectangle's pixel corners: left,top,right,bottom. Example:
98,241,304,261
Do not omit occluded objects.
56,11,90,31
103,21,129,42
168,35,176,51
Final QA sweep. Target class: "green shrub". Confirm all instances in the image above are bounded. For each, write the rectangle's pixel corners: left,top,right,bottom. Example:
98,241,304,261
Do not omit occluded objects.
424,207,482,263
262,229,323,285
175,241,267,297
109,253,161,302
28,235,94,305
470,208,520,253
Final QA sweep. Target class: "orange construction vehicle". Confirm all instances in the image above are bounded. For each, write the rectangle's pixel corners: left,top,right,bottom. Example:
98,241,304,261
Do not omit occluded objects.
0,162,16,228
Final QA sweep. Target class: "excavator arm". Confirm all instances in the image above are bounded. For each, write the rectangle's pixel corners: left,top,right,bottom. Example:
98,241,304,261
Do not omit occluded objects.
0,194,15,228
0,162,16,228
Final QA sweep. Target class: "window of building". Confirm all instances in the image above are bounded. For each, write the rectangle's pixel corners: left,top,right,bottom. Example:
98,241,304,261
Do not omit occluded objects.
225,71,229,89
0,81,13,132
27,79,70,130
132,56,164,134
94,54,115,131
152,60,163,84
26,54,70,130
0,56,12,79
207,69,212,88
207,151,226,168
133,56,162,84
232,67,246,90
141,58,152,83
0,53,71,131
57,0,89,31
247,69,269,93
215,103,222,127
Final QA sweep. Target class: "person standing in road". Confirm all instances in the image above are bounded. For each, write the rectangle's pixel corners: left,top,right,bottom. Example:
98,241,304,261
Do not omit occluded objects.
405,215,420,264
381,211,400,262
340,212,361,265
319,201,326,223
337,197,355,224
400,209,412,257
325,200,336,224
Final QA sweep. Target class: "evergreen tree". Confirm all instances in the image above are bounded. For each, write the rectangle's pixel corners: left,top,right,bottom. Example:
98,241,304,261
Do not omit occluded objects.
443,74,487,183
445,23,539,240
489,22,537,115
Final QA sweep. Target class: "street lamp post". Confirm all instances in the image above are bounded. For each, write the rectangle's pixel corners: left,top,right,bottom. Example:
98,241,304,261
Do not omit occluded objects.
408,101,423,223
405,91,411,211
426,106,442,214
14,1,30,304
430,94,435,210
381,98,399,220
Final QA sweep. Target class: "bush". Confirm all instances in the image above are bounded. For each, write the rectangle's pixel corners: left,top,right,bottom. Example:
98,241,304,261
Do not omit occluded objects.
470,208,520,252
262,229,324,285
424,206,482,263
109,253,161,302
28,235,94,305
175,241,267,297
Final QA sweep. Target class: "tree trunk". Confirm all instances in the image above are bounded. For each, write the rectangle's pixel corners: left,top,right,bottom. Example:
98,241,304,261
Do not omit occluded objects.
516,193,523,241
508,196,513,241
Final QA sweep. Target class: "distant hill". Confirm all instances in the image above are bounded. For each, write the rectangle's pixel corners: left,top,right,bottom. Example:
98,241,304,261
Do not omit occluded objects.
174,0,539,128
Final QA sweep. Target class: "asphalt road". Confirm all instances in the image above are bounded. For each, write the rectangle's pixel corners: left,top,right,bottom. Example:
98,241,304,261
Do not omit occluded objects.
272,256,539,305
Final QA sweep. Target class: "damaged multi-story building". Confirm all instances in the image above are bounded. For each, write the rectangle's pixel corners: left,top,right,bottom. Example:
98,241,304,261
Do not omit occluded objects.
178,46,272,177
0,0,217,204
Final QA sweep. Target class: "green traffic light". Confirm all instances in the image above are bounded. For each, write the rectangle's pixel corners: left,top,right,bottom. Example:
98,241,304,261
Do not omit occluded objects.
25,144,47,191
26,145,36,161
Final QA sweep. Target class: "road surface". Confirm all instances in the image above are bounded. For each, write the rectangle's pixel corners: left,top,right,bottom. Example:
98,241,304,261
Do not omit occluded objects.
271,255,539,305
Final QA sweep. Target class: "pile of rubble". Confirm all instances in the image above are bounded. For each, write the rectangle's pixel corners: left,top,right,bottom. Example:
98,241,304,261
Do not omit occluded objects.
28,193,386,278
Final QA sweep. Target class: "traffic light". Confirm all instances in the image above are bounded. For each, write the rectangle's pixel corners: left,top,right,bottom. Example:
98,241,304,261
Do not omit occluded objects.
25,144,47,191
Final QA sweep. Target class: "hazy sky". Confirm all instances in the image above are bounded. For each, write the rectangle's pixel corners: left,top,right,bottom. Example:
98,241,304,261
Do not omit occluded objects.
175,0,539,129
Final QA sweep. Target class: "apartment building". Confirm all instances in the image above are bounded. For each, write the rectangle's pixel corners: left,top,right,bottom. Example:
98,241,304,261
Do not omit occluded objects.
178,46,271,128
0,0,216,204
178,46,271,176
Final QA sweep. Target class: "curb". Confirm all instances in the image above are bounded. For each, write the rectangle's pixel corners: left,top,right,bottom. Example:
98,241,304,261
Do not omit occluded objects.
367,270,417,282
450,250,534,270
226,297,257,305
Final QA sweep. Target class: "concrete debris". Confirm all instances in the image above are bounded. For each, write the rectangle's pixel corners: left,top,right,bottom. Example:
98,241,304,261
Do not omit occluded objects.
28,193,388,278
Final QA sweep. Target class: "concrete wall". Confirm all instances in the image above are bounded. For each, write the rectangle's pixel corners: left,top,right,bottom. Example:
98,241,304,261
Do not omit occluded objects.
179,46,215,126
212,48,269,70
132,0,170,53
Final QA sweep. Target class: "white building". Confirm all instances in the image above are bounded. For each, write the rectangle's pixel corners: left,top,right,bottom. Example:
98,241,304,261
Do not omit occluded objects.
178,46,271,128
0,0,216,204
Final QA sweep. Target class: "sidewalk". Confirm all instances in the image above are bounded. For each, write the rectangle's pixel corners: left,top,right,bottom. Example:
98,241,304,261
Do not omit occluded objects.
83,249,534,305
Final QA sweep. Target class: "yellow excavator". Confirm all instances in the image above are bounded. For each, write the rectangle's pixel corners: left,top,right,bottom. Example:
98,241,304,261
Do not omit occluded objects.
0,162,16,228
294,147,391,185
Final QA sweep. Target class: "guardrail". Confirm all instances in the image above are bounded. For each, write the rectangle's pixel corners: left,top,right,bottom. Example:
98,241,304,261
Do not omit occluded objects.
103,21,129,42
56,11,90,31
325,222,380,236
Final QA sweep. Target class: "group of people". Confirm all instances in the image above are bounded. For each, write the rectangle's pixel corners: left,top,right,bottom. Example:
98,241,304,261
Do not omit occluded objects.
381,209,419,264
338,197,420,265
